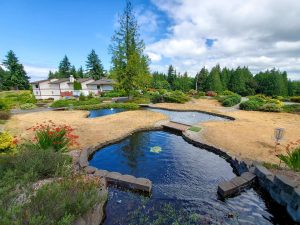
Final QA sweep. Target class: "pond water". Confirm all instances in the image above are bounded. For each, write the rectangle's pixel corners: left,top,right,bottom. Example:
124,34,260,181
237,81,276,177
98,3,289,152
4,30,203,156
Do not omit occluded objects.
88,108,128,118
90,130,290,225
146,108,227,125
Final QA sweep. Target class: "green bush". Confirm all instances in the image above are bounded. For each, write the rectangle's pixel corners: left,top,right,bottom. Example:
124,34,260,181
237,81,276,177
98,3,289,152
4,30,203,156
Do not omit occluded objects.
240,100,262,111
20,103,37,110
290,96,300,103
0,132,16,154
220,94,241,107
75,102,140,110
79,93,86,101
127,97,151,104
259,103,282,112
278,145,300,171
0,99,9,110
283,104,300,114
50,98,100,108
0,111,11,120
21,177,103,225
221,90,236,96
102,90,127,98
241,95,284,112
149,90,190,104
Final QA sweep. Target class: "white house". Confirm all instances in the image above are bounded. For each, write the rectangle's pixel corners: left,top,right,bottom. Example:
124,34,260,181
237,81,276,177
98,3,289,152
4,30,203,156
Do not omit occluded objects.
86,79,115,95
31,76,115,100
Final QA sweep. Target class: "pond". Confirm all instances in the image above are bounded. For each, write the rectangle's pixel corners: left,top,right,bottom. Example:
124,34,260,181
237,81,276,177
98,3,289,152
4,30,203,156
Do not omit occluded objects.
146,108,227,125
89,130,289,225
88,108,128,118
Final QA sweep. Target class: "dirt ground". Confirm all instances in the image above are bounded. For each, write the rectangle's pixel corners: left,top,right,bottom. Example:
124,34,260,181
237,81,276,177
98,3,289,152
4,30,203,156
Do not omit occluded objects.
4,110,167,150
153,98,300,163
4,99,300,163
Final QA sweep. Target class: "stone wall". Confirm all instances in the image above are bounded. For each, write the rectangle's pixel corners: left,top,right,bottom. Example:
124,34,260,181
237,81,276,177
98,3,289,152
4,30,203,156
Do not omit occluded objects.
255,165,300,222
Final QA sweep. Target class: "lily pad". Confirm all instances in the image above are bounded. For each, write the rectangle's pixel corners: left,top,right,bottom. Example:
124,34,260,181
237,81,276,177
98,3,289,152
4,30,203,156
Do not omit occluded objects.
150,146,162,153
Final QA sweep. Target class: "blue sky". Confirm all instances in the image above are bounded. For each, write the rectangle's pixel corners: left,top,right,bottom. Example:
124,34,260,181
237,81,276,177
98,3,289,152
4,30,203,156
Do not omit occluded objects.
1,0,300,81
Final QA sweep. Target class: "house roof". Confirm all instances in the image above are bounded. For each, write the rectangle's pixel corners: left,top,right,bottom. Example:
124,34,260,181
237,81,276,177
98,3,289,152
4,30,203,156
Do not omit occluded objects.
77,78,94,83
87,79,115,85
30,79,49,84
49,78,71,84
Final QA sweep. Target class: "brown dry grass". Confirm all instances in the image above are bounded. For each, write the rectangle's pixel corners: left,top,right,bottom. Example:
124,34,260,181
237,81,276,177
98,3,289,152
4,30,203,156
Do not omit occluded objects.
153,98,300,163
4,110,167,150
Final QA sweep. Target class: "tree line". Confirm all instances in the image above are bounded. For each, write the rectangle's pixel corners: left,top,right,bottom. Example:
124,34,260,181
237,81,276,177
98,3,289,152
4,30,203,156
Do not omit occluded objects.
151,64,300,97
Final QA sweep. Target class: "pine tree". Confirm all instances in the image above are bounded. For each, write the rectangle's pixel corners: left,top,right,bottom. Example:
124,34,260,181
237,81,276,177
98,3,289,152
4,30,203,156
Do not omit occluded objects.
110,0,150,96
220,67,232,90
70,65,77,78
207,64,223,92
77,66,84,78
2,50,30,90
167,65,177,89
86,49,105,80
195,67,209,91
58,55,71,78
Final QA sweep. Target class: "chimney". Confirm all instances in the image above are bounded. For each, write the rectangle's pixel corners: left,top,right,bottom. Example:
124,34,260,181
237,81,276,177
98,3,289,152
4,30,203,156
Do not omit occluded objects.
69,75,75,83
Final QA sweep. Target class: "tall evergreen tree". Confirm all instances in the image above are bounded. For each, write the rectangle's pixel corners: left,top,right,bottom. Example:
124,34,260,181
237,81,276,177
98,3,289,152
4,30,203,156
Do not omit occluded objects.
2,50,30,90
86,49,105,80
195,67,209,91
167,65,177,89
77,66,84,78
207,64,223,92
58,55,72,78
70,65,77,78
110,0,150,95
220,67,232,90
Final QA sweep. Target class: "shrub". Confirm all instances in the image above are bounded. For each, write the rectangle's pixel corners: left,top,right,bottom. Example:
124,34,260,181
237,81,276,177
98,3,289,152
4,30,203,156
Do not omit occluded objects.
188,89,197,96
283,104,300,114
50,98,100,108
20,103,37,110
27,121,79,152
102,90,127,98
149,90,190,104
277,140,300,171
0,132,17,153
164,91,190,103
206,91,217,97
220,94,241,107
127,97,151,104
290,96,300,103
75,103,140,110
259,103,282,112
240,100,262,111
79,93,86,101
241,95,284,112
221,90,236,96
0,111,11,120
21,177,103,225
13,146,72,180
0,99,9,110
0,90,36,109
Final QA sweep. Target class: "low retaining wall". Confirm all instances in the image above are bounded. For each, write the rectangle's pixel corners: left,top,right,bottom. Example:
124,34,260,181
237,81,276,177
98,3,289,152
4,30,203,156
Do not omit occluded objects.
72,187,108,225
255,165,300,222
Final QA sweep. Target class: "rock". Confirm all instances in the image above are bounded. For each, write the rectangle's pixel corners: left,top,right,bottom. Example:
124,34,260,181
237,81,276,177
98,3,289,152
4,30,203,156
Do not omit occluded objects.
94,169,109,178
85,166,97,174
274,175,298,195
218,181,237,198
79,149,88,168
135,178,152,192
254,165,273,179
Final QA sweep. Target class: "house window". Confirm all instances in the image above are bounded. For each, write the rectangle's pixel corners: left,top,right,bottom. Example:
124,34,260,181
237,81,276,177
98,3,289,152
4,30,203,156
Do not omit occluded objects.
36,91,38,95
97,85,100,89
35,84,39,88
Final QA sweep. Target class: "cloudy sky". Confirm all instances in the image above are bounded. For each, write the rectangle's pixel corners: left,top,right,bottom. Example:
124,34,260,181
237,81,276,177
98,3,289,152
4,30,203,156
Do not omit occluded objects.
1,0,300,81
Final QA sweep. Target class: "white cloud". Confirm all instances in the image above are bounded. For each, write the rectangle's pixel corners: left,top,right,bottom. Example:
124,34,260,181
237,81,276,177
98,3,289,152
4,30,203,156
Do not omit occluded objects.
147,0,300,80
24,65,57,81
